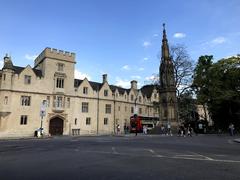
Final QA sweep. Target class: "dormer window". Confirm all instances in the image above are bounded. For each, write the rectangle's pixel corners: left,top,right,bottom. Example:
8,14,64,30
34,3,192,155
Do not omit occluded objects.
83,87,88,95
131,95,134,101
57,63,64,71
154,93,157,99
139,96,142,103
24,75,31,84
104,90,108,97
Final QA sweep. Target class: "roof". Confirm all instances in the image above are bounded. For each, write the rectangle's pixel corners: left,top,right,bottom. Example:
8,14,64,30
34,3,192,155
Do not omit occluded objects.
140,85,157,98
74,79,102,91
13,66,42,77
74,78,155,98
109,85,128,95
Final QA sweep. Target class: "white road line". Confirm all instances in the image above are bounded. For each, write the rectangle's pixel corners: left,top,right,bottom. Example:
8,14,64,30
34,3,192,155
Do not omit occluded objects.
75,150,240,163
190,152,214,160
145,149,164,157
112,147,118,154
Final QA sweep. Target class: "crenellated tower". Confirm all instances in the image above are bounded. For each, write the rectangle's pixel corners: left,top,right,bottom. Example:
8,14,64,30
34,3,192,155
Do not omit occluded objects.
159,24,177,128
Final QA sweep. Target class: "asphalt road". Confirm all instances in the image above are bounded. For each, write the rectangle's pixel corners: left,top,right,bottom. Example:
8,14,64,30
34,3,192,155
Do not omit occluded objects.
0,134,239,180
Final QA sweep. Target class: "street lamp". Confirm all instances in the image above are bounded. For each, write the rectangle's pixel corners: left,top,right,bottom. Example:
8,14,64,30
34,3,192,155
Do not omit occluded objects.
39,100,47,136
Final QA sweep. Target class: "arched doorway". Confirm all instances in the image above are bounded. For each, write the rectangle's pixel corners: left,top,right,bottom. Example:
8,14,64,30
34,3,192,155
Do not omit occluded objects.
49,117,64,135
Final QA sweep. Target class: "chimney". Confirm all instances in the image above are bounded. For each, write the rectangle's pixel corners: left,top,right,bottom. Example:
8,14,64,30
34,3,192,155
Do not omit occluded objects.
131,80,137,90
102,74,108,83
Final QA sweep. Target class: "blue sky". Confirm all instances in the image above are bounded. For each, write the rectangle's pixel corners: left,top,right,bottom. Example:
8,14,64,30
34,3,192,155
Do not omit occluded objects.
0,0,239,88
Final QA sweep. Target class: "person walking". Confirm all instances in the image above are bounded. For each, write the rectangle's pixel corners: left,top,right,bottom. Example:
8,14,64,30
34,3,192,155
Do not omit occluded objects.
229,123,235,136
187,125,193,137
117,124,120,135
143,125,147,135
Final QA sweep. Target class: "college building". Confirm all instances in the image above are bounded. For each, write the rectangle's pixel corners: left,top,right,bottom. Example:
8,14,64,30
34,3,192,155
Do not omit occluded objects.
0,48,160,137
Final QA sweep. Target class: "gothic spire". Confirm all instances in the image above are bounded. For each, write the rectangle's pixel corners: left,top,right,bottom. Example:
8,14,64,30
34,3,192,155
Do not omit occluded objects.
161,23,170,60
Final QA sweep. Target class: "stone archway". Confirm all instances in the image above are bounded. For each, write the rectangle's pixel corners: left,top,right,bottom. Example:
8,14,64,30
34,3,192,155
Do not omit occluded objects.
49,117,64,136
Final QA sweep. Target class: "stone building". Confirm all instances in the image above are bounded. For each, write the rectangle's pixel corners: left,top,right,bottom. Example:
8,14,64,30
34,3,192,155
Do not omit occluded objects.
0,48,159,138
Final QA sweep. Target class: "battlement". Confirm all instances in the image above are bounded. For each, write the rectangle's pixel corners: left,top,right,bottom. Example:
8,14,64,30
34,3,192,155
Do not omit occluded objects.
34,47,76,66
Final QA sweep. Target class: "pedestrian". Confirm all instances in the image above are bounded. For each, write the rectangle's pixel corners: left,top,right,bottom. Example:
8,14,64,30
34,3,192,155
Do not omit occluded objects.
178,126,181,137
117,124,120,135
135,121,138,136
229,123,234,136
143,125,147,135
124,124,127,134
187,125,192,137
161,124,165,135
167,123,172,136
180,124,185,137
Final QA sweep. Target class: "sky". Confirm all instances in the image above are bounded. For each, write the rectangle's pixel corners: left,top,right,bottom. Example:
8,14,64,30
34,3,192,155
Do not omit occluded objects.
0,0,239,88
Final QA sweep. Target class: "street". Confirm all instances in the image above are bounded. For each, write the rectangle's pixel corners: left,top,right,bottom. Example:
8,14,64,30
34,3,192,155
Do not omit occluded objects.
0,134,239,180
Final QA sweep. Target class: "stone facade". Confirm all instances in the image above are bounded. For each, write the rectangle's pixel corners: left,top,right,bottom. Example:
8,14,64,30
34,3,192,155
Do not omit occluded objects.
0,48,159,138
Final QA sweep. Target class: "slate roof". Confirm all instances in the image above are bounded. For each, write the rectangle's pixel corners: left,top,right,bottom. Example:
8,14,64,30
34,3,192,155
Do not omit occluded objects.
140,85,157,98
74,78,155,98
12,66,43,77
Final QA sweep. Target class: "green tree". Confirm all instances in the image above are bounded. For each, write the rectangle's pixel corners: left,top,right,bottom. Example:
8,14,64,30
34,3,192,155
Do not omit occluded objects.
178,90,197,124
193,55,240,130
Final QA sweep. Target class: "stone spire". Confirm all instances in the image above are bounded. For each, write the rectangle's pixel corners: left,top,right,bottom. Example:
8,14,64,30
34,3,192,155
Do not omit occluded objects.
161,23,170,60
159,24,178,129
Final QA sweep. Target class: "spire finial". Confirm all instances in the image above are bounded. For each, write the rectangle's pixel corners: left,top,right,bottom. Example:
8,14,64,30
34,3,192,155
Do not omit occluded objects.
161,23,170,60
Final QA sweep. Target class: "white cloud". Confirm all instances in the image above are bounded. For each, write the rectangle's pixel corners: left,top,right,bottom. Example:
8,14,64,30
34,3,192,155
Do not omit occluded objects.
0,60,3,69
115,77,130,88
131,75,141,79
142,41,151,48
74,69,91,80
153,34,159,37
211,37,226,44
121,65,130,70
173,33,186,39
138,67,144,71
143,57,149,61
24,54,38,61
145,75,158,81
201,36,227,48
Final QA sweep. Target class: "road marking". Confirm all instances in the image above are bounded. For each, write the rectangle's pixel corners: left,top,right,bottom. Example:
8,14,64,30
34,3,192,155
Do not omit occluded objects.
189,152,214,160
112,147,119,154
145,149,164,157
228,139,233,144
73,149,240,163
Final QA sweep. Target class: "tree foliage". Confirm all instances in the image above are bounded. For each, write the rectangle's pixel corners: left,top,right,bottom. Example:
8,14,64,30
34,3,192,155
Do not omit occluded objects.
192,55,240,130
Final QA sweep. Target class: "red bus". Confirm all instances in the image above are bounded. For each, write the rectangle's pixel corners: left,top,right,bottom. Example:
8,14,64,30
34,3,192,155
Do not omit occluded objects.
130,115,159,133
130,115,143,133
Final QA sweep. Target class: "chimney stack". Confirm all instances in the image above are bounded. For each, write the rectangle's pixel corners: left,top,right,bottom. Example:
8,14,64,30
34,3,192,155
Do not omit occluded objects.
102,74,108,83
131,80,137,90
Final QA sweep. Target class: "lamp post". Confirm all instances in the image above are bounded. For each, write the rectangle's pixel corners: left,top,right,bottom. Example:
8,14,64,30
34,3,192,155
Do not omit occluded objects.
40,100,47,136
